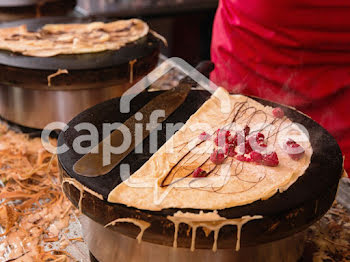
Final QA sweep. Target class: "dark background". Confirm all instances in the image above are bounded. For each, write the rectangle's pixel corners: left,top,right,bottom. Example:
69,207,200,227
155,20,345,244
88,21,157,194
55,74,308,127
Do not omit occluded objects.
75,0,218,65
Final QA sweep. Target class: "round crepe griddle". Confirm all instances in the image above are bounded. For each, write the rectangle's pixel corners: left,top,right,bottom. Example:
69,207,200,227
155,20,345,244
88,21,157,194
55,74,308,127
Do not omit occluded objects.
58,90,343,249
0,17,156,70
0,39,159,91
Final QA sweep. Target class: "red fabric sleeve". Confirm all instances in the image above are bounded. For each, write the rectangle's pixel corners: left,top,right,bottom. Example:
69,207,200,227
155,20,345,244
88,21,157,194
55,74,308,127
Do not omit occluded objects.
211,0,350,174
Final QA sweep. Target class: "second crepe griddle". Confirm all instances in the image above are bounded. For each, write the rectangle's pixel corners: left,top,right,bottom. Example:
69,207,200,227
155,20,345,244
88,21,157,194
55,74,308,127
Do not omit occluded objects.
58,90,343,249
0,16,162,128
0,16,156,70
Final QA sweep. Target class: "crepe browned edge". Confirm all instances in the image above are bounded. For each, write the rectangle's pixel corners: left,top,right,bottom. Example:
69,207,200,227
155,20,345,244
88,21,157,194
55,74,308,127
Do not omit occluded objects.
0,19,149,57
108,88,313,211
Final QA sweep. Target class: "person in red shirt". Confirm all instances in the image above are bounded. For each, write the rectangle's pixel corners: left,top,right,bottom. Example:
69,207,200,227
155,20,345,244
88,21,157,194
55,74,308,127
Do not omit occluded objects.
211,0,350,175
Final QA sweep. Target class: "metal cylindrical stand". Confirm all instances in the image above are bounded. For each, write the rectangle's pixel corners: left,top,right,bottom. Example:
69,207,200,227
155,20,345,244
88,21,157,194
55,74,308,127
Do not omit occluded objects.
80,215,305,262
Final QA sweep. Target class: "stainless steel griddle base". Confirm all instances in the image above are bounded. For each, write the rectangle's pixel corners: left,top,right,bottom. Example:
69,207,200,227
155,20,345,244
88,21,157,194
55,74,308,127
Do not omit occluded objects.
0,83,133,129
80,215,305,262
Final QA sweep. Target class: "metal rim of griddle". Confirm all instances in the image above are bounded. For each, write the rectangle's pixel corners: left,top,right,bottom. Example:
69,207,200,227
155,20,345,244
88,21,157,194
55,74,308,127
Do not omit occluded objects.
0,16,160,70
58,90,343,249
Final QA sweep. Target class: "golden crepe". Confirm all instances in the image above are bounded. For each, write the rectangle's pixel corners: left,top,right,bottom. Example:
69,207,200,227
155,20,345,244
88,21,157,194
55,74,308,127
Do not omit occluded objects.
0,19,149,57
108,88,313,211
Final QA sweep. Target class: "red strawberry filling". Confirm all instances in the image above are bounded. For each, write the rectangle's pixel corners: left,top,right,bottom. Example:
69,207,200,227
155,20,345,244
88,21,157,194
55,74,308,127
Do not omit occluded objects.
256,133,267,147
214,129,231,147
226,134,237,146
236,154,253,162
244,125,250,136
214,136,223,147
248,132,267,151
259,142,268,148
256,132,265,142
235,133,245,145
272,107,284,118
283,139,305,160
218,129,231,138
203,125,281,167
250,151,263,163
261,152,279,167
192,167,208,178
224,144,237,157
210,149,225,165
199,132,211,141
238,141,253,154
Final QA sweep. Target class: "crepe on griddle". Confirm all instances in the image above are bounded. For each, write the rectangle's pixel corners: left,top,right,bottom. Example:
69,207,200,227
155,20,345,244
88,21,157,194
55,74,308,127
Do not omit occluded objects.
108,88,313,211
0,19,149,57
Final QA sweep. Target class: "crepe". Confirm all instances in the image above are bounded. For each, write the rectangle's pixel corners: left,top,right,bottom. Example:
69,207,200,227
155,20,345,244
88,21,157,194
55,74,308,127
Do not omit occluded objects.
108,88,313,211
0,19,149,57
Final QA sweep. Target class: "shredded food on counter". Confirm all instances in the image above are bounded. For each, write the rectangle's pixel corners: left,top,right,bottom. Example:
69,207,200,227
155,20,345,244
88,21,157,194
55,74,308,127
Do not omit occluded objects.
304,202,350,262
0,123,76,262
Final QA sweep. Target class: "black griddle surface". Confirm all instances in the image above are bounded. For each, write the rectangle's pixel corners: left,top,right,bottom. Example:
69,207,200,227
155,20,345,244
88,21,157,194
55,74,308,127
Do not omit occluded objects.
0,17,158,70
58,90,343,219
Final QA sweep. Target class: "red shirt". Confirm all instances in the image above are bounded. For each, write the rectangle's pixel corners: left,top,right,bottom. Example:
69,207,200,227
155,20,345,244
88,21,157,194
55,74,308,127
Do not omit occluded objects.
211,0,350,174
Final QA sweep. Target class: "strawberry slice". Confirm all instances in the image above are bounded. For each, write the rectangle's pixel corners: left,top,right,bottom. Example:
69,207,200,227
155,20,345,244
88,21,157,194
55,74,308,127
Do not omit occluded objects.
224,144,237,157
210,149,225,165
192,167,208,178
236,154,253,162
250,151,263,164
238,141,253,154
262,152,279,167
199,132,210,141
283,139,305,160
214,129,231,147
272,107,284,118
248,132,267,151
